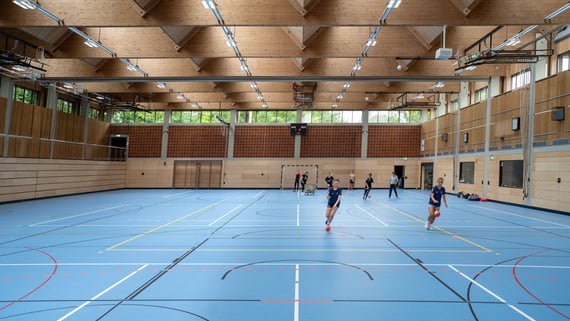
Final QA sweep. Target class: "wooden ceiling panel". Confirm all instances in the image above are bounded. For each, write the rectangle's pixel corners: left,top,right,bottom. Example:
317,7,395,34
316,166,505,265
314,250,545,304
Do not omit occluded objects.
1,0,568,110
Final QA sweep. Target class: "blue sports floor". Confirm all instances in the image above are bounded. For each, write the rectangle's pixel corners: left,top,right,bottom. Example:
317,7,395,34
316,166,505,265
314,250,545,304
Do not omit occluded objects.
0,188,568,321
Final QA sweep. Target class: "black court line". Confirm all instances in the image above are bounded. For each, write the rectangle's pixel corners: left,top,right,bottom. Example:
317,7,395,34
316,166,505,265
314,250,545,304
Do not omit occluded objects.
221,259,374,280
387,238,467,302
94,239,208,320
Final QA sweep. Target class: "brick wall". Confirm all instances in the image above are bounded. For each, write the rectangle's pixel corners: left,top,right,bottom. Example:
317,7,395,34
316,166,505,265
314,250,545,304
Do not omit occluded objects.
368,125,421,158
168,125,227,158
110,125,162,158
234,125,294,158
301,125,362,158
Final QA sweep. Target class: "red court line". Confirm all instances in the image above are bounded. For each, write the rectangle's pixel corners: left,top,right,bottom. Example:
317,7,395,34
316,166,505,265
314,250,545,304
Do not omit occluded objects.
0,248,58,311
512,249,570,320
262,299,332,303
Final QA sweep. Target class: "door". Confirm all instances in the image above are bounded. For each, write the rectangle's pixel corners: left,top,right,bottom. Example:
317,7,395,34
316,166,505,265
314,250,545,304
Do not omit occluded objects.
421,163,433,191
109,135,127,161
394,165,405,188
173,161,222,189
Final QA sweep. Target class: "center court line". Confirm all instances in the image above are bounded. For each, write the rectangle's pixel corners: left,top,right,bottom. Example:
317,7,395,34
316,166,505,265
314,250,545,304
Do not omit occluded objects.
29,205,127,227
355,205,388,227
56,264,148,321
105,200,225,251
294,264,300,321
297,203,300,227
448,265,536,321
207,205,243,226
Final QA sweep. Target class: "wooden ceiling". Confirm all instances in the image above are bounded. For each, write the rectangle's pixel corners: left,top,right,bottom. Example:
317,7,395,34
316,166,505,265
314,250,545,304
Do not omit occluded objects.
0,0,569,111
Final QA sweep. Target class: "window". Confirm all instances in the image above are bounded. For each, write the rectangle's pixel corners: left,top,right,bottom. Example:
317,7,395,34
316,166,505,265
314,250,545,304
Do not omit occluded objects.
511,68,531,90
57,98,75,114
89,108,100,120
171,110,231,124
474,87,487,103
368,110,421,124
499,160,524,188
301,110,361,124
112,110,165,124
459,162,475,184
558,51,570,72
13,85,40,105
235,110,296,124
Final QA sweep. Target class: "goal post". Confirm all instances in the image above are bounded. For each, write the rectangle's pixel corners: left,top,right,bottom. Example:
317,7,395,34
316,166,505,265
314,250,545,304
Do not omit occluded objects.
280,164,318,190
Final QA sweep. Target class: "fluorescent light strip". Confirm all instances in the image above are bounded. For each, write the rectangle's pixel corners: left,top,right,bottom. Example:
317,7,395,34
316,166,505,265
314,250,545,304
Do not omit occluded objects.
544,2,570,20
334,3,399,107
203,0,267,108
12,0,36,9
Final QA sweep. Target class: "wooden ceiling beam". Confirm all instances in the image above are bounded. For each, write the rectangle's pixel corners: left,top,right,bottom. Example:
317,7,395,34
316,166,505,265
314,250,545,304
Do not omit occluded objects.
1,0,566,27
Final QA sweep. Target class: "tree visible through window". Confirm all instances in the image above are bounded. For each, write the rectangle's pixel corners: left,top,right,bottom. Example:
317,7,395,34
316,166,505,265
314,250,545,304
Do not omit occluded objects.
13,86,40,105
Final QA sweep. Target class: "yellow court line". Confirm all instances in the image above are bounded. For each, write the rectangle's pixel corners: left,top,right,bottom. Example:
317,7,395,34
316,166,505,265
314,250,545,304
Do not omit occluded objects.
377,201,493,253
104,200,224,252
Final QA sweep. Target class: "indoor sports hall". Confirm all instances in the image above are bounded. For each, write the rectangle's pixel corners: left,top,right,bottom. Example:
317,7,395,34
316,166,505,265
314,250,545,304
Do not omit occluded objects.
0,188,569,321
1,0,570,320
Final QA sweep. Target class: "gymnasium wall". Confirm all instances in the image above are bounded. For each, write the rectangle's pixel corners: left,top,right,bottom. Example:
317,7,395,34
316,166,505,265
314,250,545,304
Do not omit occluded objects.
420,70,570,211
0,158,126,203
124,157,420,191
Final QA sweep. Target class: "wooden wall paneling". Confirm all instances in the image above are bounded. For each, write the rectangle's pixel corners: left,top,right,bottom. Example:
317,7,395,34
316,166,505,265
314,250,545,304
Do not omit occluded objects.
0,158,126,203
532,151,570,212
0,97,6,133
433,156,454,186
126,159,173,188
86,119,112,160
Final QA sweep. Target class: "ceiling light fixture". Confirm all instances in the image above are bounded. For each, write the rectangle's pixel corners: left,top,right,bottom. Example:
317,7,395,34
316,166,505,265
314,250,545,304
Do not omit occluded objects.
12,0,35,10
380,0,402,23
84,39,98,48
387,0,402,8
201,0,216,9
331,2,400,108
493,25,537,51
69,27,117,57
544,2,570,22
203,1,267,108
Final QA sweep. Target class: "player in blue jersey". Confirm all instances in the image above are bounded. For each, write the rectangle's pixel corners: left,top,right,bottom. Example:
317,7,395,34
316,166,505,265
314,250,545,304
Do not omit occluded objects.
325,179,342,230
426,177,448,230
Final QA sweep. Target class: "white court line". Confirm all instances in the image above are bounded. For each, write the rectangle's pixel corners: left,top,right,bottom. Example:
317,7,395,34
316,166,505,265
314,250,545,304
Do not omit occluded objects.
161,191,193,198
448,265,536,321
207,205,243,226
29,205,126,227
294,263,300,321
2,262,569,269
355,205,388,227
56,263,148,321
473,205,570,228
296,203,300,227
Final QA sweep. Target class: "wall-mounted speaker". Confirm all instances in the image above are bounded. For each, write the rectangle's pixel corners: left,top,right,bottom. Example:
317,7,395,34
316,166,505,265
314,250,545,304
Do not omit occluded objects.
552,107,565,121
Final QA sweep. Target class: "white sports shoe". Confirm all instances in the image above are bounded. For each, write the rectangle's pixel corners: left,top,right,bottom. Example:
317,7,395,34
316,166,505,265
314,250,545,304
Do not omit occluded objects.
425,221,429,229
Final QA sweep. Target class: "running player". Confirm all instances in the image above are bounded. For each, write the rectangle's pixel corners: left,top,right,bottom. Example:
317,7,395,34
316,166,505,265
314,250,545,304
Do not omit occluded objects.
426,177,448,230
325,179,342,230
